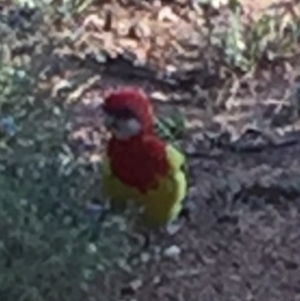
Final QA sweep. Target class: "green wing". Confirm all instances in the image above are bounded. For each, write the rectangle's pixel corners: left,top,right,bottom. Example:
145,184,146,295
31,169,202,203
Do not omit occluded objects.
154,113,186,146
165,143,186,173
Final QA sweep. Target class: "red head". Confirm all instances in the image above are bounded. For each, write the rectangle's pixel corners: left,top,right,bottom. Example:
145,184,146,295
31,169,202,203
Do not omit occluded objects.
102,87,154,139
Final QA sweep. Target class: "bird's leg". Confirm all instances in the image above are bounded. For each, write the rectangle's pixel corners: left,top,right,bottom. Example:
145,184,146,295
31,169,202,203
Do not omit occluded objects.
85,197,108,221
178,206,191,222
141,231,152,249
132,214,153,249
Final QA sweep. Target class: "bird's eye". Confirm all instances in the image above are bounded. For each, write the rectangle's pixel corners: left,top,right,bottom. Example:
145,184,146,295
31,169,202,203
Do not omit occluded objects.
117,108,136,119
101,105,110,114
102,106,136,119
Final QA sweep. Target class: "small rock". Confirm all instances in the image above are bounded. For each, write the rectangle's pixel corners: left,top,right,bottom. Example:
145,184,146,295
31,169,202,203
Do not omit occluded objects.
166,224,181,235
165,65,177,73
201,254,216,265
129,279,143,291
120,279,142,296
117,259,132,273
246,291,254,301
151,91,168,102
229,274,242,282
140,252,151,263
163,245,181,258
152,276,161,284
87,243,97,254
211,0,229,9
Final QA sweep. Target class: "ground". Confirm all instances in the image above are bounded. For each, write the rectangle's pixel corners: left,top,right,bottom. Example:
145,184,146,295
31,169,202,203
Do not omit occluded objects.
2,0,300,300
87,1,300,300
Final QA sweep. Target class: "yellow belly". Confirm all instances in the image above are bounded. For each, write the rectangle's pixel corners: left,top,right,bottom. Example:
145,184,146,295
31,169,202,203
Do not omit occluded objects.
102,170,187,227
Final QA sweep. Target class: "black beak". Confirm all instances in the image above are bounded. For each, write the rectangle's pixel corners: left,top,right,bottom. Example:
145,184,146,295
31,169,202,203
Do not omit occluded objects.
103,113,118,131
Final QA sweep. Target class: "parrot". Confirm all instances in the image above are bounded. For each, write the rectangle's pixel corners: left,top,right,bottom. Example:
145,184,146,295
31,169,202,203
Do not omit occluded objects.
100,87,188,228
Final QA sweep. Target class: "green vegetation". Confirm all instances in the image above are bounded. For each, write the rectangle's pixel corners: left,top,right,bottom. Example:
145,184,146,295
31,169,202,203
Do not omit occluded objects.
0,6,134,299
0,64,134,301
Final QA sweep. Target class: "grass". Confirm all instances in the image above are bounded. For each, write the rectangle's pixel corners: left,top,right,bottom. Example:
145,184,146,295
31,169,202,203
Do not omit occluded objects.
0,32,134,301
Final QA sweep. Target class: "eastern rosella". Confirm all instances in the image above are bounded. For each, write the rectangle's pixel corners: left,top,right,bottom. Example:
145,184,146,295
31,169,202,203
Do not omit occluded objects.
101,88,187,227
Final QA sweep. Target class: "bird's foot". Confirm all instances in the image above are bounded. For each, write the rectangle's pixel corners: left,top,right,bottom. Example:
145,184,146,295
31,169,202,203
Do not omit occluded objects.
141,232,151,249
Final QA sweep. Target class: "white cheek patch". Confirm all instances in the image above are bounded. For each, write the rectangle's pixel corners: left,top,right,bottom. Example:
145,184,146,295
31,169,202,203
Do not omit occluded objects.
126,119,142,135
114,118,142,139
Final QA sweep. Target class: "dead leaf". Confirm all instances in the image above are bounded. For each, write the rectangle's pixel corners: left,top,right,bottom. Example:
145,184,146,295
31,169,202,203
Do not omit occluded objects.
83,14,105,30
158,6,179,23
52,79,73,97
66,75,101,103
135,21,152,39
118,38,139,49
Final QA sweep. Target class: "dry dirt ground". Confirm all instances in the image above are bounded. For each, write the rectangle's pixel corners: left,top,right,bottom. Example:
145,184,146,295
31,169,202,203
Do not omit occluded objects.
3,0,300,300
67,1,300,301
87,81,300,301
